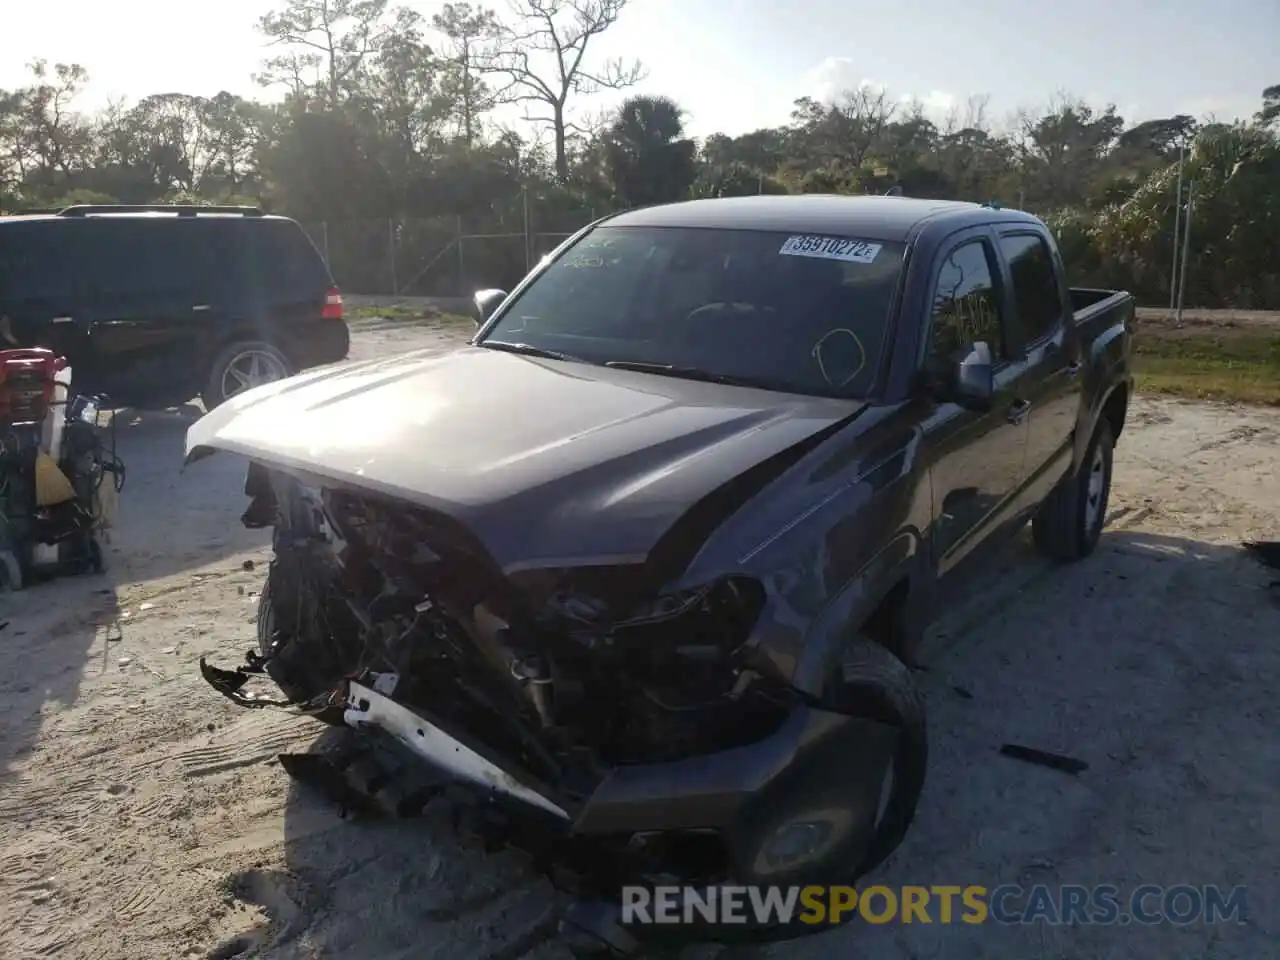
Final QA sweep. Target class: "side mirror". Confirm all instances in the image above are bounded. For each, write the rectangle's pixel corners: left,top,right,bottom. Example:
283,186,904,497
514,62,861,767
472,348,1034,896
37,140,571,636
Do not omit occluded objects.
951,341,995,411
472,288,508,327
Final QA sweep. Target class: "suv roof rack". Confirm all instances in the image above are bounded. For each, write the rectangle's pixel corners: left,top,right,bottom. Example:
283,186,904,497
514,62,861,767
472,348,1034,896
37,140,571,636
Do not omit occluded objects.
57,204,265,218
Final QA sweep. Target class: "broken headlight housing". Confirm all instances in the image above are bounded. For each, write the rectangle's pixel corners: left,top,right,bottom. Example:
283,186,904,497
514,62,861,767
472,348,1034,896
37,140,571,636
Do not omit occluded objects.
544,575,766,673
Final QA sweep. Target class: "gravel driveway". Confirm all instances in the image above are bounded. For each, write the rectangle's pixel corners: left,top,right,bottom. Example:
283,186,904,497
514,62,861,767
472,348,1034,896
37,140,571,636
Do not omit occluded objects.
0,320,1276,960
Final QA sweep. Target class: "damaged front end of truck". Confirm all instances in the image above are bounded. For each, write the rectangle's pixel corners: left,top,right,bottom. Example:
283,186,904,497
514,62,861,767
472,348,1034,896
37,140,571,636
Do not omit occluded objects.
211,459,800,785
193,457,917,954
182,335,925,954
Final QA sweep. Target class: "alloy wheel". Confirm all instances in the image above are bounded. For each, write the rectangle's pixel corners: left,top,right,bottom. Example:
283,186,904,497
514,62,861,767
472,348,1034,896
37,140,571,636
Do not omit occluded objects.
221,349,288,400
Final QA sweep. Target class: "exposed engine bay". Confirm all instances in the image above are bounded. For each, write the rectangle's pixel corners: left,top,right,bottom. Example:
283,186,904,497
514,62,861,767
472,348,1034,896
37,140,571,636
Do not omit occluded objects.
200,462,802,861
197,453,918,957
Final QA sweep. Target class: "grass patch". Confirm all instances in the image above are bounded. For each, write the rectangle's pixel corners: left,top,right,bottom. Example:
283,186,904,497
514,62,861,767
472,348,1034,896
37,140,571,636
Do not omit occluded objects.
1133,326,1280,405
347,304,423,321
347,305,474,327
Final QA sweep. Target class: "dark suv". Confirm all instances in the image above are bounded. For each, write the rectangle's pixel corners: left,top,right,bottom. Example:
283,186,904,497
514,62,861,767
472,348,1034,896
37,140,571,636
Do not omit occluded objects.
0,204,349,409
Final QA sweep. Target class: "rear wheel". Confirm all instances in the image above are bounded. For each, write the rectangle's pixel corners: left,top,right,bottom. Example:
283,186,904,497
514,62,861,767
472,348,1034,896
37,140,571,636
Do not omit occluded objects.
202,340,291,410
1033,418,1114,561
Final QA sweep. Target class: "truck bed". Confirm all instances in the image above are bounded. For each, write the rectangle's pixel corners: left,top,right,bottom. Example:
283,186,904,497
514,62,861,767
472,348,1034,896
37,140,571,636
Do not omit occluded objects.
1071,286,1133,318
1070,286,1134,438
1071,286,1133,340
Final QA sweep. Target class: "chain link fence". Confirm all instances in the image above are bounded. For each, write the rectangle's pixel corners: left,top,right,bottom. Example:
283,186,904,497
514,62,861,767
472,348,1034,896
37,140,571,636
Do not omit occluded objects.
298,189,607,297
297,183,1247,313
297,184,1063,299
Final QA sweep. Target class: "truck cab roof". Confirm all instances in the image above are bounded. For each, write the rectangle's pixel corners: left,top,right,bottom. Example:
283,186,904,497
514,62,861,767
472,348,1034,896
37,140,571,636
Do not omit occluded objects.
606,194,1044,243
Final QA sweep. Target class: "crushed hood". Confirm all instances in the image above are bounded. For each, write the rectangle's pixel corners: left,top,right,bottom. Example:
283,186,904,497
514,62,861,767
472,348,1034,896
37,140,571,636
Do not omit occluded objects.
185,346,865,573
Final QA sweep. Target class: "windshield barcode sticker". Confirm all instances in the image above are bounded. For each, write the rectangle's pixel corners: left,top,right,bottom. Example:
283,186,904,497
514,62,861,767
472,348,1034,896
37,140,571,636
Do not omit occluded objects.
778,235,882,264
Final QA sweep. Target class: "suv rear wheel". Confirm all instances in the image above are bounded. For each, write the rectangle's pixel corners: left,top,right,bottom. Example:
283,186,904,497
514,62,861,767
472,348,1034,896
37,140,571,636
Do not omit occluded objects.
203,340,292,410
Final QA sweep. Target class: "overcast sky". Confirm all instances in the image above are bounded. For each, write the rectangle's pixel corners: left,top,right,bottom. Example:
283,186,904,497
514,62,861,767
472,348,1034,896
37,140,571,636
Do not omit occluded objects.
4,0,1276,137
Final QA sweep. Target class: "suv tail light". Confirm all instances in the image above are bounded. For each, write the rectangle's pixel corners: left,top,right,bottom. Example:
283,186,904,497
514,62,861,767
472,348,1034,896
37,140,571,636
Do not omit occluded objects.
322,287,344,320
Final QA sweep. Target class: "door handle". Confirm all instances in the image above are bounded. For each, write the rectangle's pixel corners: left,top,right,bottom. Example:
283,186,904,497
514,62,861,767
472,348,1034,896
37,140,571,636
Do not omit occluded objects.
1007,399,1032,425
193,304,210,312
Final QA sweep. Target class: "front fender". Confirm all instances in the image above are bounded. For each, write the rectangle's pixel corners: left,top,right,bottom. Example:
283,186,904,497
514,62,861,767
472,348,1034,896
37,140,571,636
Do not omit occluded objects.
790,528,925,698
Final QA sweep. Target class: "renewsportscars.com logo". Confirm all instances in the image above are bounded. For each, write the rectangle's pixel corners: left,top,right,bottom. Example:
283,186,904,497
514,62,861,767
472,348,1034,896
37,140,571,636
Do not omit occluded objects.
621,884,1248,927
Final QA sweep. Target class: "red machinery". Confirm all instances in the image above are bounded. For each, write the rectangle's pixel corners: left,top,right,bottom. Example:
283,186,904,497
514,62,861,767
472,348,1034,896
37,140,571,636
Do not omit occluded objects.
0,348,65,425
0,347,121,590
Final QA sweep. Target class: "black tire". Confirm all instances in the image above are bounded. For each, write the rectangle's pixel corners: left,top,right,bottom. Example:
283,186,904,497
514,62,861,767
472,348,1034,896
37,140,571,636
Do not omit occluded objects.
726,638,927,899
257,566,347,726
201,340,292,410
255,566,279,659
0,549,22,592
834,638,929,879
1032,418,1114,562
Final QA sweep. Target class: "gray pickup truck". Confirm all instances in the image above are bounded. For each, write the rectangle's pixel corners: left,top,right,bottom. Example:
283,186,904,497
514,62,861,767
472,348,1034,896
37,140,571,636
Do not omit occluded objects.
187,195,1134,955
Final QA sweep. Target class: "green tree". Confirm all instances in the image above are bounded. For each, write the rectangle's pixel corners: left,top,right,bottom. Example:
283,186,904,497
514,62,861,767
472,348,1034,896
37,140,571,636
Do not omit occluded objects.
603,95,696,207
1257,84,1280,128
256,0,420,107
432,3,501,146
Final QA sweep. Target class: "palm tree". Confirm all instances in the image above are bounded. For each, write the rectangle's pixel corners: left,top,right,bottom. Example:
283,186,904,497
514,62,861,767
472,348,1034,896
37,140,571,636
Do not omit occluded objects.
604,95,697,208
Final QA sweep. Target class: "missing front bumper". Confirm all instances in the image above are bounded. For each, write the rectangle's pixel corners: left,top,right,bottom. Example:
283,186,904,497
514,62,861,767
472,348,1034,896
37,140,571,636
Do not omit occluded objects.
203,653,901,953
201,656,896,850
341,680,572,820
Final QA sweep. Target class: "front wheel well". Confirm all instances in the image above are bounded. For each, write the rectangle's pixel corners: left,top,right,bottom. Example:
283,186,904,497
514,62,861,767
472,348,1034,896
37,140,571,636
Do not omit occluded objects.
856,577,912,657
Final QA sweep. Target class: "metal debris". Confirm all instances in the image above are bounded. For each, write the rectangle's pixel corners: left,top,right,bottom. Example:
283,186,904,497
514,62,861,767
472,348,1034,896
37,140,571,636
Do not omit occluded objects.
999,744,1089,775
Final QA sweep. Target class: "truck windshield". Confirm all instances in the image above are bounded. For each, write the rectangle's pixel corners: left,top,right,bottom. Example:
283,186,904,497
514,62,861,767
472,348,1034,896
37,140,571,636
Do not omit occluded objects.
477,225,906,399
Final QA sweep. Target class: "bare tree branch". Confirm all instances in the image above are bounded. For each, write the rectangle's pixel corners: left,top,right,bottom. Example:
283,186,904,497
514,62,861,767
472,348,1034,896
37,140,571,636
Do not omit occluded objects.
479,0,645,179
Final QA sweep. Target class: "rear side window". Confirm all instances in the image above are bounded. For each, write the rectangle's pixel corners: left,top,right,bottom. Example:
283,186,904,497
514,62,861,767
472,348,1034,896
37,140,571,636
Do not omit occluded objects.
930,240,1005,362
243,220,330,297
0,222,78,301
78,219,222,299
998,234,1062,343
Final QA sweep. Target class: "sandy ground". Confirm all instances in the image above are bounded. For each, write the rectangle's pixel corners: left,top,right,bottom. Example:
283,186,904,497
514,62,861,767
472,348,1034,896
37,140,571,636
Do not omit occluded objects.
1,320,1278,960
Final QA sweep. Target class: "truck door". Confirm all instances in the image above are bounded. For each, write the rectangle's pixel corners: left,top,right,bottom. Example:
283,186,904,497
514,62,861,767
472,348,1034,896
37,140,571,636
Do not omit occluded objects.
923,231,1032,578
995,230,1082,508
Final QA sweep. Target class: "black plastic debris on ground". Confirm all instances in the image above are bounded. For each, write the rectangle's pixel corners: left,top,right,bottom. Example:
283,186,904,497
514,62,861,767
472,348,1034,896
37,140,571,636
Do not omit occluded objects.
278,752,385,820
1242,540,1280,570
999,744,1089,776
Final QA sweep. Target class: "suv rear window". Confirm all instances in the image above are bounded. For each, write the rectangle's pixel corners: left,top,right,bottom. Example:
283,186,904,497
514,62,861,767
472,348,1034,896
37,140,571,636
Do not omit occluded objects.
480,225,906,398
242,220,331,296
